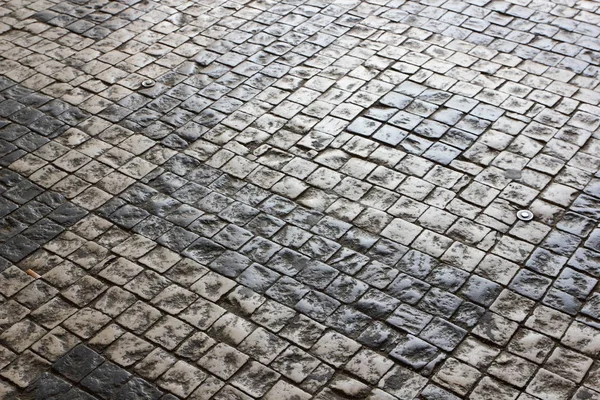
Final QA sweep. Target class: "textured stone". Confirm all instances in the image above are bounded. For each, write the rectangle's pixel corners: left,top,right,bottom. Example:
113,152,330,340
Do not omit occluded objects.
0,1,597,398
52,345,105,382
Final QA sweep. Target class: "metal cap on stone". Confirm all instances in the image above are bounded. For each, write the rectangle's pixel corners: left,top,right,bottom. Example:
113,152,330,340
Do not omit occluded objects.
516,210,534,221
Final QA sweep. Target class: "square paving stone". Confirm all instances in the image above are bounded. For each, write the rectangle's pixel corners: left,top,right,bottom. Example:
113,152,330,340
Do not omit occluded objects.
124,270,171,300
459,274,503,306
28,372,71,399
310,331,360,367
294,291,340,322
470,377,519,400
145,316,194,350
134,348,177,382
546,346,593,383
157,226,199,252
278,314,326,350
325,274,369,304
98,258,143,286
13,279,58,309
29,296,78,329
230,361,280,397
562,321,600,356
22,218,65,244
208,250,251,278
81,361,131,399
213,224,254,250
0,216,27,242
325,306,372,337
1,350,51,388
553,267,597,299
390,334,439,369
387,274,430,304
433,358,481,396
418,288,462,318
454,337,500,369
109,205,150,229
526,247,568,277
396,249,439,279
150,284,197,314
543,288,582,316
419,318,466,352
379,365,428,399
296,261,338,290
61,276,106,307
157,360,207,398
0,319,46,353
175,330,216,360
30,327,80,362
164,259,208,287
526,369,576,400
189,271,236,302
472,312,518,346
183,238,226,264
10,200,51,223
105,333,155,367
3,181,44,204
0,266,34,297
62,308,111,339
198,343,249,380
488,351,537,388
240,237,282,265
0,234,40,262
207,313,256,346
509,269,553,300
113,377,163,400
115,301,162,334
52,345,105,382
112,234,157,259
426,265,469,292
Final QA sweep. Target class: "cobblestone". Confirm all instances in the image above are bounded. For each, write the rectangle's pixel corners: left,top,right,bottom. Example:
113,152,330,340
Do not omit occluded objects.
0,0,597,398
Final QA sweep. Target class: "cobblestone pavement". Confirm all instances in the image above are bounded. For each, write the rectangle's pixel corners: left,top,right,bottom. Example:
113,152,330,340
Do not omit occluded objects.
0,0,599,398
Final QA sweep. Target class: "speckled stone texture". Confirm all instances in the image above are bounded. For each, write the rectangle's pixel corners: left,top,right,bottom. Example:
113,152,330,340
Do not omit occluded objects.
0,0,599,398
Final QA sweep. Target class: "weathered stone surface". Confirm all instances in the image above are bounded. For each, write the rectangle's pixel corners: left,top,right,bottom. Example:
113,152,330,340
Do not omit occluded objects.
0,0,598,398
52,345,105,382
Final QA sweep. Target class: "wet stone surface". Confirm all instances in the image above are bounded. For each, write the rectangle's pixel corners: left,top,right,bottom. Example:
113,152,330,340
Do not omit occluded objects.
0,0,599,398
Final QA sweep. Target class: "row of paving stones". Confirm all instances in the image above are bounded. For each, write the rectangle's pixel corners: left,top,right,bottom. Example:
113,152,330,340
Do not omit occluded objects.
1,0,597,163
0,77,438,399
2,0,598,264
1,115,591,375
0,71,597,343
22,0,600,70
0,10,596,300
0,194,429,399
0,181,598,399
1,0,600,244
0,103,495,360
22,345,173,400
0,137,596,396
0,0,598,398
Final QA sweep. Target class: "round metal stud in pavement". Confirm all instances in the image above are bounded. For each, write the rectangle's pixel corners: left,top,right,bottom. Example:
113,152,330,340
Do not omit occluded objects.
141,79,155,88
517,210,534,221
